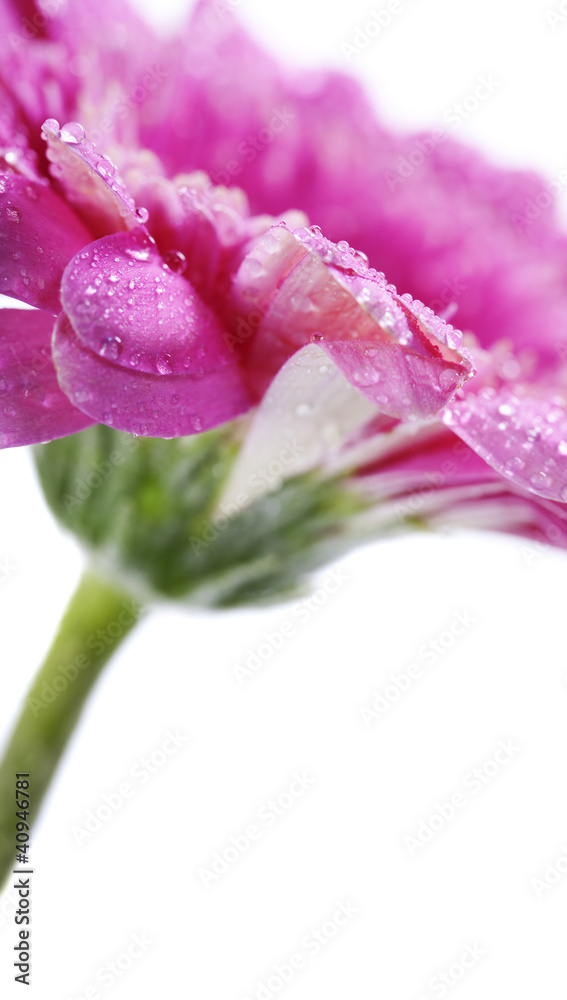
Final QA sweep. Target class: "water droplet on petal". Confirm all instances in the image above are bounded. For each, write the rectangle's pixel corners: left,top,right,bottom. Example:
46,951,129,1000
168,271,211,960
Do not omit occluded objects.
310,333,324,343
295,403,312,417
100,336,122,361
95,155,116,180
163,249,187,275
5,205,21,223
439,369,459,390
135,206,149,223
41,118,60,137
60,121,85,144
156,353,173,375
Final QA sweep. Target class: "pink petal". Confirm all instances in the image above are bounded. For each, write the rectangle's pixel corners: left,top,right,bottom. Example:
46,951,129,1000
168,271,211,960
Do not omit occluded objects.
61,228,238,377
444,386,567,502
52,312,251,437
0,171,92,312
41,118,147,238
0,308,95,447
231,224,474,419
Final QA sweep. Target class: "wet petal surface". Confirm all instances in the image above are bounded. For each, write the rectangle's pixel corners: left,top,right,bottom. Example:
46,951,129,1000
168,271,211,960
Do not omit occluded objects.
52,311,251,437
0,308,95,447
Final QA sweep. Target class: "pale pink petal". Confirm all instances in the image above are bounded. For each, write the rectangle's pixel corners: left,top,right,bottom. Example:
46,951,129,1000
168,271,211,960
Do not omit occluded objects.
52,312,251,437
0,308,95,447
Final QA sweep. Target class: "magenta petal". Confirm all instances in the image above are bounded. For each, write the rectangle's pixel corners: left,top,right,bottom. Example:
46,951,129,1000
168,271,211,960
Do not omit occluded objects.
231,224,473,417
0,172,92,312
0,308,95,447
61,228,237,376
322,340,467,421
52,312,251,437
444,387,567,502
41,119,146,238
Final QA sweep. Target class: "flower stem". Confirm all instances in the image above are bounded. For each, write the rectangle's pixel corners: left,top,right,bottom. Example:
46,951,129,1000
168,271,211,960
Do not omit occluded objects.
0,569,141,888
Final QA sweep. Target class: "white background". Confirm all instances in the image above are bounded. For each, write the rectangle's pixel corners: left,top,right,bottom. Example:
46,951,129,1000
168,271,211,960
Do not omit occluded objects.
2,0,567,997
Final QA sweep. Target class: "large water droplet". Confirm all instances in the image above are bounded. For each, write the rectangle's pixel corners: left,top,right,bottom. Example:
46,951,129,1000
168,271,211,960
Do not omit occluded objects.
135,206,149,224
100,336,122,361
163,249,187,275
156,353,173,375
5,205,21,223
41,118,60,137
439,369,459,391
96,156,116,180
60,121,85,144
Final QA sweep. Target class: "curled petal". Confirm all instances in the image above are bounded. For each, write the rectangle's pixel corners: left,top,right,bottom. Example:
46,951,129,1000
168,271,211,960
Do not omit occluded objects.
0,308,95,447
52,312,251,437
231,224,474,418
61,228,238,377
0,171,92,311
444,385,567,502
41,118,146,237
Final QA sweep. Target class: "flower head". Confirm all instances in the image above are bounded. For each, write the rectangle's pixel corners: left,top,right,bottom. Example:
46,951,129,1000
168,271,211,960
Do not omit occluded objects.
1,0,567,578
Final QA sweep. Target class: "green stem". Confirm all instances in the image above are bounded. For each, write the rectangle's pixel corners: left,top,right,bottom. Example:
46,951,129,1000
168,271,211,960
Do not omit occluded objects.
0,569,142,888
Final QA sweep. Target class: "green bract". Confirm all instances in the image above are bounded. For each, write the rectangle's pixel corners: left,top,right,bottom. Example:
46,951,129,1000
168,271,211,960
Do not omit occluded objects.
34,425,367,608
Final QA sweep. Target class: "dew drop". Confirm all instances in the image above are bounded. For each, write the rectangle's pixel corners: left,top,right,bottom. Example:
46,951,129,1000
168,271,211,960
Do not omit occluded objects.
41,118,60,137
163,249,187,275
558,441,567,455
156,353,173,375
439,369,459,390
95,156,116,180
135,206,149,224
102,411,115,425
60,121,85,144
310,333,324,343
100,336,122,361
5,205,21,223
530,471,550,489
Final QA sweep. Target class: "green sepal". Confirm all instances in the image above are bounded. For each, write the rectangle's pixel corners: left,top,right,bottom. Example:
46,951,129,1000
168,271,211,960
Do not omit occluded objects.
35,426,367,608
